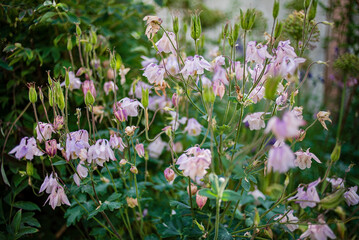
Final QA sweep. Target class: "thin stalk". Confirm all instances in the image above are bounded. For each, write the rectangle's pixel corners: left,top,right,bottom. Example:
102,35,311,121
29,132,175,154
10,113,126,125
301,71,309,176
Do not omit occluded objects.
214,198,221,240
188,177,195,223
104,162,117,193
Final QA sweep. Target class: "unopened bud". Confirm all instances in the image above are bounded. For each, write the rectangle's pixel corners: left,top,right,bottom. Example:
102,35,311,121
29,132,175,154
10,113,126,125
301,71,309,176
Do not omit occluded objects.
126,197,138,208
125,126,136,136
173,16,179,34
65,69,70,88
254,208,260,225
196,192,208,209
141,88,149,108
85,90,95,106
26,162,34,177
53,116,64,131
172,93,178,107
187,183,198,196
119,159,127,166
308,0,318,21
114,109,127,122
191,13,202,41
274,20,283,39
67,36,73,51
164,167,175,182
76,24,82,36
130,165,138,174
203,86,215,103
272,0,280,19
331,143,341,162
28,83,37,103
45,139,57,157
38,87,44,102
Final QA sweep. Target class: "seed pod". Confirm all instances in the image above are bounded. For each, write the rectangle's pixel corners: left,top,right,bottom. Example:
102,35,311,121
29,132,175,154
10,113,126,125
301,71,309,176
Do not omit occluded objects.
331,142,341,162
173,16,179,34
141,88,149,108
26,162,34,177
76,24,82,36
28,84,37,103
272,0,280,19
85,90,95,106
67,36,73,51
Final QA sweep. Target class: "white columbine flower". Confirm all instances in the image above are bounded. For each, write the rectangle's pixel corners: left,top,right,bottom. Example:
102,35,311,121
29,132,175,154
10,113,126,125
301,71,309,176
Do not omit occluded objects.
87,139,116,167
35,122,54,142
274,210,299,232
294,148,321,170
243,112,266,130
9,137,44,160
155,32,177,55
344,186,359,206
180,55,211,79
184,118,202,137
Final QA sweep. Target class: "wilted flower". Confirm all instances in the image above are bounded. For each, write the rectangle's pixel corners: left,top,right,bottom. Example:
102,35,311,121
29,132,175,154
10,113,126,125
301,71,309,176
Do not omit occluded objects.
243,112,266,130
164,167,175,182
274,210,299,232
53,116,64,131
119,64,130,85
87,139,116,167
289,178,321,208
187,183,198,196
294,148,321,170
148,137,167,158
109,134,127,151
299,215,336,240
103,81,118,95
177,147,212,180
93,106,104,123
126,197,138,208
292,106,303,120
143,15,162,39
135,143,145,158
196,192,208,209
45,139,57,157
107,68,115,80
184,118,202,136
82,80,97,98
125,126,137,136
317,111,332,130
156,32,177,55
9,137,44,160
265,111,305,140
344,186,359,206
130,165,138,174
35,122,54,142
180,55,211,79
267,142,295,173
326,177,345,191
65,130,90,160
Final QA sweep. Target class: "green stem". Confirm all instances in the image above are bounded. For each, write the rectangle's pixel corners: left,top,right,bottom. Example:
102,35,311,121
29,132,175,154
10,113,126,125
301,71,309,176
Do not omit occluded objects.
214,198,221,240
104,162,117,193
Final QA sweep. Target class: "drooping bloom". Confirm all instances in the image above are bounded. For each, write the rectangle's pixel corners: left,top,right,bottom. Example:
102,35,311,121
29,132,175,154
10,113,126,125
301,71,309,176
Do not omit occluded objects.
35,122,54,142
299,215,336,240
246,41,272,64
196,192,208,209
187,183,198,195
114,97,144,118
61,71,81,90
274,210,299,232
317,111,332,131
109,134,127,151
156,32,177,55
326,177,345,191
163,55,179,76
82,80,97,98
140,56,158,68
87,139,116,167
292,106,304,120
45,139,57,157
176,147,212,180
180,55,211,79
9,137,44,160
39,172,58,194
275,40,297,62
243,112,266,131
279,56,306,78
143,15,162,39
103,81,118,95
125,126,136,136
126,197,138,208
344,186,359,206
212,66,229,85
294,148,321,170
267,142,295,173
143,63,166,86
114,108,127,122
184,118,202,137
147,137,167,159
265,111,305,140
213,80,225,99
164,167,175,182
65,130,90,160
73,163,89,186
289,178,321,208
135,143,145,158
248,86,265,104
45,186,71,210
53,116,64,131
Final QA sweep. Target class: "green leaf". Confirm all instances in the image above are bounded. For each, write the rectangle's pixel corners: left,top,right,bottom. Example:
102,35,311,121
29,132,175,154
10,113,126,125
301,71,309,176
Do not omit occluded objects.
221,190,241,202
52,160,67,166
11,209,22,234
39,12,56,23
66,12,80,24
13,201,41,211
241,178,251,192
53,34,64,47
1,161,10,186
198,188,217,199
64,205,83,226
15,227,38,239
169,200,190,209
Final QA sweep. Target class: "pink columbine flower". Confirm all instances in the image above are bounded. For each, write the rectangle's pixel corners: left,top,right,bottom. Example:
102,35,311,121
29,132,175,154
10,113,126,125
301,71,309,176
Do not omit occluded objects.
279,56,306,77
243,112,266,131
180,55,211,79
267,142,295,173
234,61,244,81
114,97,143,117
212,66,229,85
87,139,116,167
65,130,90,160
73,162,88,186
148,137,167,159
61,71,81,90
103,81,118,95
9,137,44,160
129,81,152,99
53,116,64,131
294,148,321,170
176,147,211,180
36,122,54,142
135,143,145,158
344,186,359,206
300,215,336,240
213,80,225,99
109,134,127,151
39,172,59,194
246,41,272,64
164,167,175,182
248,86,265,104
326,177,345,191
168,111,187,131
275,40,297,62
289,178,321,208
184,118,202,137
172,93,178,107
143,63,166,86
45,139,57,157
162,54,179,76
274,210,299,232
156,32,177,55
141,56,158,68
82,80,97,98
265,111,305,140
196,192,208,209
143,15,162,39
45,186,71,209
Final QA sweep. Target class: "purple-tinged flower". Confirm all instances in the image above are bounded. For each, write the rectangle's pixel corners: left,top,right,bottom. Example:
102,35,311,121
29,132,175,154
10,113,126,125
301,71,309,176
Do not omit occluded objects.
300,215,336,240
114,108,128,122
196,192,208,210
129,81,152,99
114,98,143,117
180,55,211,79
45,186,71,210
265,111,305,140
9,137,44,160
177,147,211,180
246,41,272,64
243,112,266,131
103,81,118,95
294,148,321,170
148,137,167,158
141,56,158,68
65,130,90,160
36,122,54,142
82,80,96,98
326,177,345,191
234,61,244,81
143,63,166,86
275,92,288,106
172,93,178,107
267,142,295,173
135,143,145,158
156,32,177,55
212,55,225,68
248,86,265,104
344,186,359,206
119,159,127,165
53,116,64,131
184,118,202,137
248,63,267,84
279,56,306,77
73,162,88,186
213,80,225,99
292,106,304,120
87,139,116,167
212,66,229,85
275,40,297,62
61,71,81,90
162,54,179,76
274,210,299,232
109,134,127,151
164,167,175,182
148,95,172,111
289,178,321,208
39,172,58,194
45,139,57,157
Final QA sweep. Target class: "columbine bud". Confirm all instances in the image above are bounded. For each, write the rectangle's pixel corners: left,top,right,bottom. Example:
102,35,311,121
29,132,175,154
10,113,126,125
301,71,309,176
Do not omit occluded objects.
272,0,280,19
240,8,256,31
65,69,70,88
203,86,215,103
162,126,172,137
26,162,34,177
304,0,311,9
55,82,65,111
76,24,82,36
90,29,97,45
45,139,57,157
125,126,136,137
187,183,198,196
231,23,240,47
126,197,138,208
53,116,64,131
196,192,208,209
38,87,44,102
114,109,127,122
76,67,86,76
164,167,175,182
331,142,341,162
308,0,318,21
141,89,149,108
82,80,96,98
254,208,260,225
173,16,179,34
85,90,95,106
130,166,138,174
135,143,145,158
274,20,283,39
67,36,73,51
317,111,332,130
28,83,37,103
119,159,127,166
48,87,53,107
172,93,178,107
191,12,202,41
